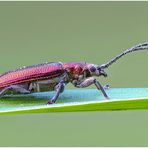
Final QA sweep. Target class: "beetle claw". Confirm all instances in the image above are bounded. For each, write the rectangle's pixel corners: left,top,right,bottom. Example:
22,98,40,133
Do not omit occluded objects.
47,100,55,105
103,84,110,90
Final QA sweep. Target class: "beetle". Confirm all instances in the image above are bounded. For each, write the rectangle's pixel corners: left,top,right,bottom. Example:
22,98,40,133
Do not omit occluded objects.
0,42,147,104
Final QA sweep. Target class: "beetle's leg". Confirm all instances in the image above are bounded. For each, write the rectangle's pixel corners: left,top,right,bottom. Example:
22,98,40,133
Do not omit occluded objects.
73,78,109,90
47,80,65,105
94,79,109,99
103,84,110,90
36,83,40,92
73,77,109,99
29,82,40,92
0,85,30,97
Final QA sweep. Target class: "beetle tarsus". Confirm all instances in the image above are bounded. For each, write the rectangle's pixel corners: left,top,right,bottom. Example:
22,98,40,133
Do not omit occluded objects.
94,80,109,99
104,84,110,90
47,99,55,105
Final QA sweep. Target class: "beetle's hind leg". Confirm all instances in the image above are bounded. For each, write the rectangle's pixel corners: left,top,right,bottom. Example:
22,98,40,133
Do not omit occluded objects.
47,80,65,105
0,85,31,97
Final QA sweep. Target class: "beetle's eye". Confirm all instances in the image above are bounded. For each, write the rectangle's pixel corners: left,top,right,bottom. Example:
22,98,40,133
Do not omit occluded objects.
90,66,96,72
97,67,101,71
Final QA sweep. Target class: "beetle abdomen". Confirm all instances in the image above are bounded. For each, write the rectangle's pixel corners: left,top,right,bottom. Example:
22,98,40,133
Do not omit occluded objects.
0,62,64,88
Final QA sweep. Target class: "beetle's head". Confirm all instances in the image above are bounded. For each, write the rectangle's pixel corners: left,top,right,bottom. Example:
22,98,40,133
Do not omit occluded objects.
87,64,107,77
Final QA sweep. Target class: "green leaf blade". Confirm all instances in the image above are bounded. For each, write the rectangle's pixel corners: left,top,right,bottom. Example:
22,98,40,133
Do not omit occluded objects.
0,88,148,114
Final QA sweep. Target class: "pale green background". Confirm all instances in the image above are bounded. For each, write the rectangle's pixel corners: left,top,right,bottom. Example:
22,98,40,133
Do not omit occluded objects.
0,2,148,146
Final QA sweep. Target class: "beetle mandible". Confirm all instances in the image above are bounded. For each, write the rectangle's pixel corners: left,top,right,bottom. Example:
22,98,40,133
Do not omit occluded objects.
0,42,147,104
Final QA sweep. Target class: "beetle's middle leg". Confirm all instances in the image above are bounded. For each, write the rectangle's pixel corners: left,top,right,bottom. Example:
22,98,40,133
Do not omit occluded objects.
0,85,31,97
29,82,40,92
47,80,65,105
73,77,109,99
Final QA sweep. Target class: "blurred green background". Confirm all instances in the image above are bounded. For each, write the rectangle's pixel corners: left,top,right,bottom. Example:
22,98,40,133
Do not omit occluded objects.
0,1,148,146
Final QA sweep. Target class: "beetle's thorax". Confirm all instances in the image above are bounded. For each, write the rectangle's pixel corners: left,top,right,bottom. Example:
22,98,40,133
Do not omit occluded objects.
63,62,91,81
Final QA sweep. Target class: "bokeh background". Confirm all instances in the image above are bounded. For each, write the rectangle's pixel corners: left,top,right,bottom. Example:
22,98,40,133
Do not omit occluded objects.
0,1,148,146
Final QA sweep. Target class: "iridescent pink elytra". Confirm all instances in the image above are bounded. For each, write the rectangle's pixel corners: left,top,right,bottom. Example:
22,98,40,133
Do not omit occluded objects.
0,62,64,88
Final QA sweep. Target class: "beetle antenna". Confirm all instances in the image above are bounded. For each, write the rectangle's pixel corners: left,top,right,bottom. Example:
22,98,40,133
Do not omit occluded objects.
100,42,148,69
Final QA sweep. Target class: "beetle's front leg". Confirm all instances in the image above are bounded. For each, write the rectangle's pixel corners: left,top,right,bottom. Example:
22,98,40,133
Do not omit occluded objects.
73,77,109,99
94,79,109,99
47,80,65,105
